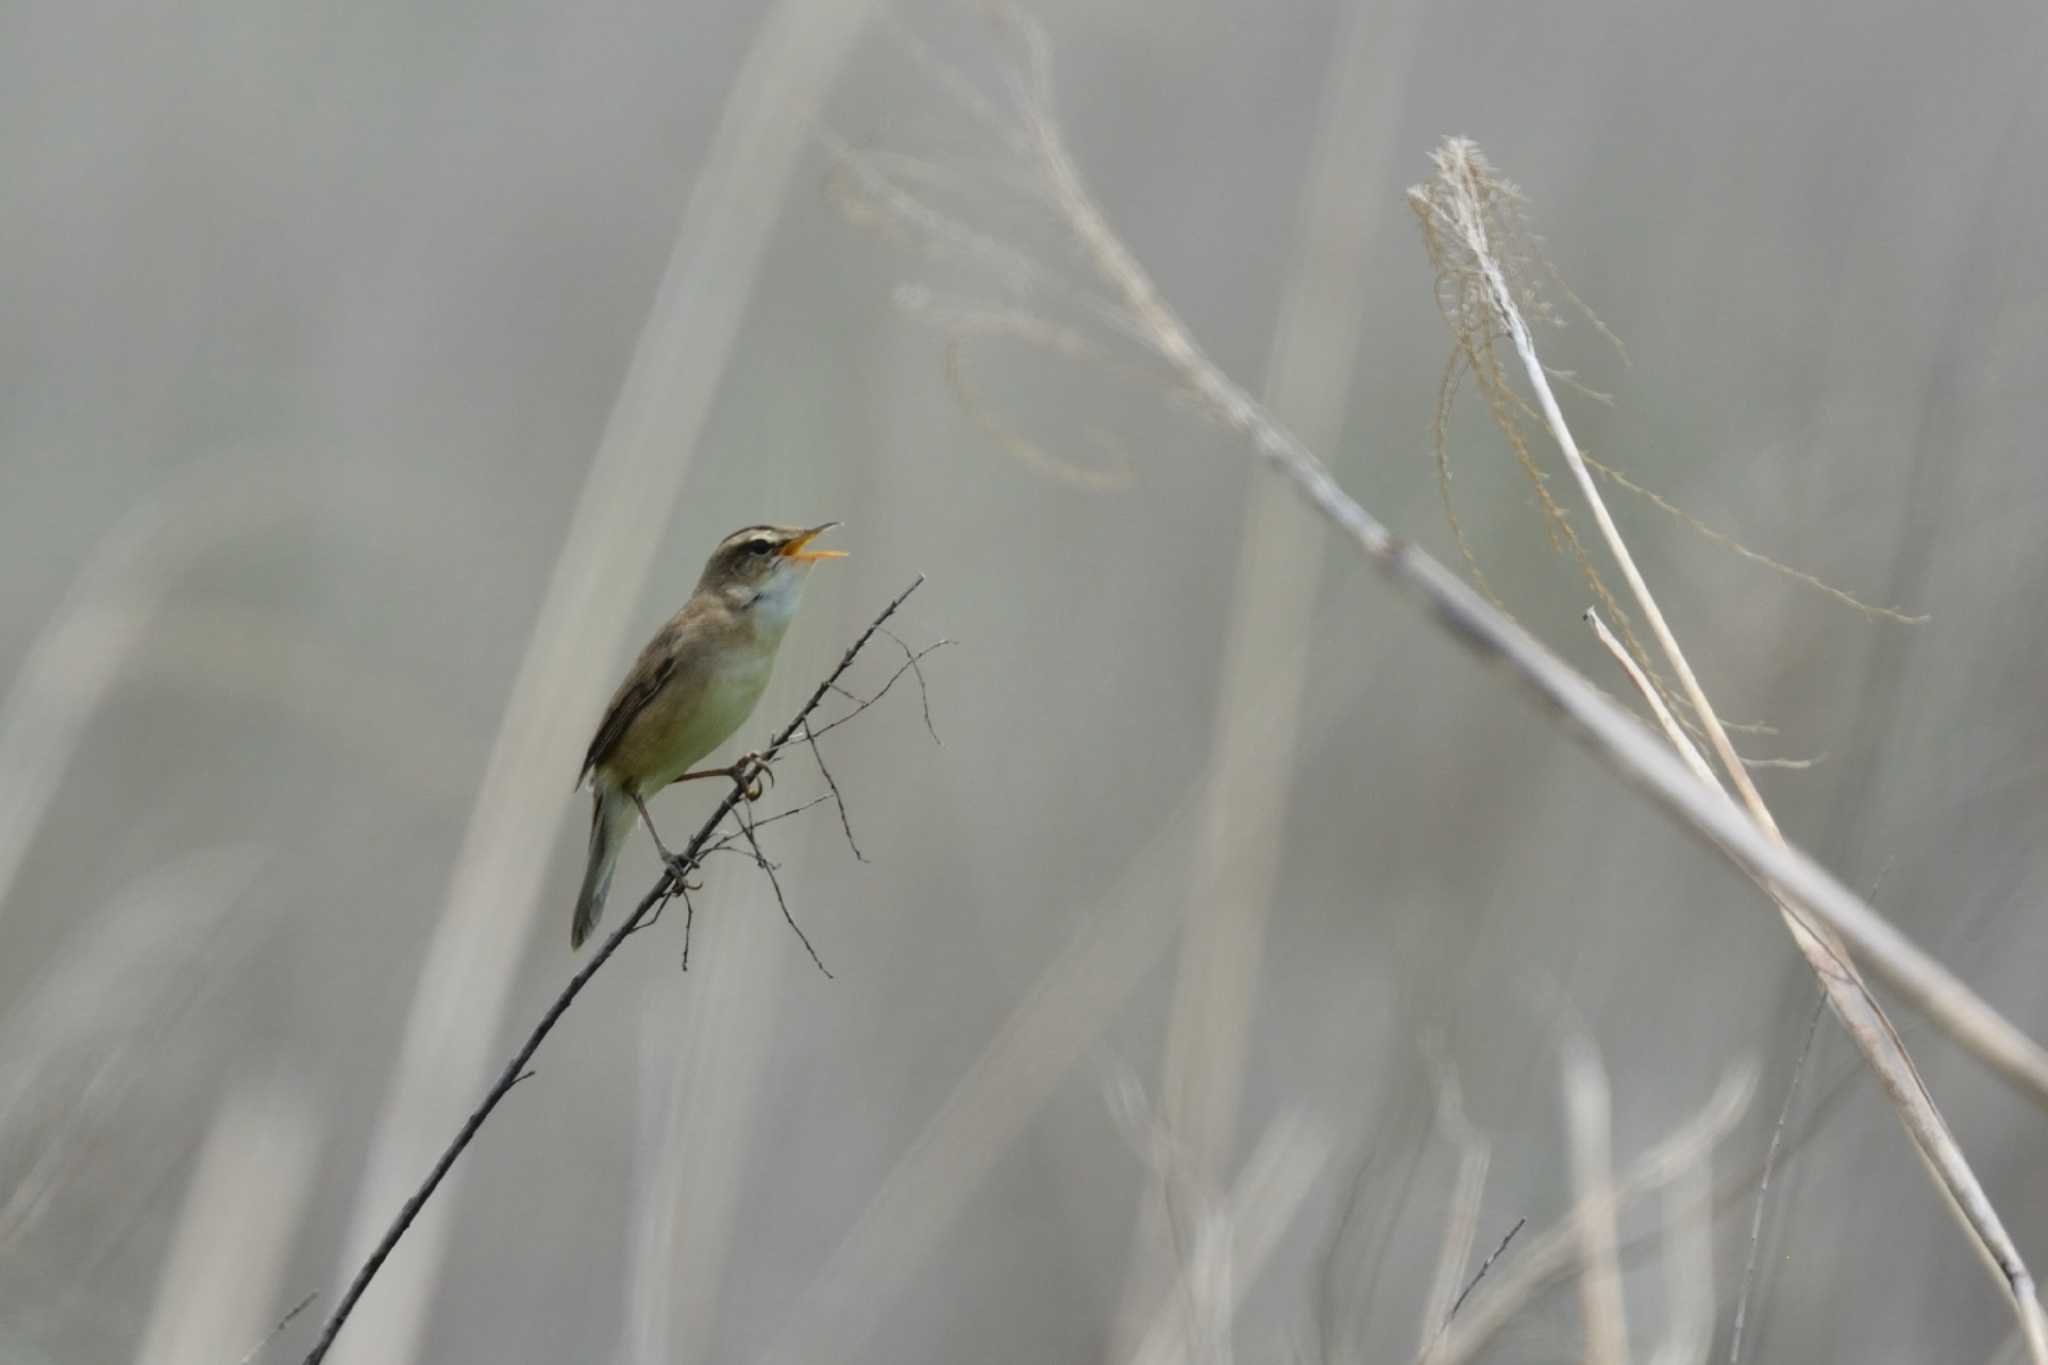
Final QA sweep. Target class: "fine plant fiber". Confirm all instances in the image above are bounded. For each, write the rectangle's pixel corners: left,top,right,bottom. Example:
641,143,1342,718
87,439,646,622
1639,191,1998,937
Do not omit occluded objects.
1577,454,1929,625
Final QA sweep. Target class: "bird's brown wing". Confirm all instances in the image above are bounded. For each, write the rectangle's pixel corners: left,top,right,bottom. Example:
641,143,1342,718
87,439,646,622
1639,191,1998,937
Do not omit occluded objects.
579,616,685,786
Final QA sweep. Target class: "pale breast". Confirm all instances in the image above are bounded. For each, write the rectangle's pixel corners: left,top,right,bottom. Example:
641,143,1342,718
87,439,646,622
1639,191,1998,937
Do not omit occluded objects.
607,645,774,791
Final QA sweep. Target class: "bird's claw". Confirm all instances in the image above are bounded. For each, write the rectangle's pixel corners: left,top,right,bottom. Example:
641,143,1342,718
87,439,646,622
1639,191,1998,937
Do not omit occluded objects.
664,855,702,892
735,753,773,802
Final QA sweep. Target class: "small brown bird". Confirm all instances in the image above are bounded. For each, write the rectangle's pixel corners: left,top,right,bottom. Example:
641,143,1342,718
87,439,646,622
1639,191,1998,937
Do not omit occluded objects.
572,522,845,947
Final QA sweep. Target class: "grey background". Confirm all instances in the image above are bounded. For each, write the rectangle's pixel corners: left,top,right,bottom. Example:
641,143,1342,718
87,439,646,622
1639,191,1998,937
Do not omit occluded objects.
2,1,2044,1362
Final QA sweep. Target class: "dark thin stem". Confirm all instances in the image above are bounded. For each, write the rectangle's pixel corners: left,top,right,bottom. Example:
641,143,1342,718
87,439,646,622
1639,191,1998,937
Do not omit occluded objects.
735,792,832,977
1446,1217,1527,1325
300,576,926,1365
698,794,838,859
800,720,865,861
239,1291,319,1365
808,640,952,740
679,882,696,971
877,626,944,743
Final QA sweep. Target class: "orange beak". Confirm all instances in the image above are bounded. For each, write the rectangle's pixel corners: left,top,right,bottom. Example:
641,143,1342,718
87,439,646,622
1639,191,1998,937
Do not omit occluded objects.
779,522,847,562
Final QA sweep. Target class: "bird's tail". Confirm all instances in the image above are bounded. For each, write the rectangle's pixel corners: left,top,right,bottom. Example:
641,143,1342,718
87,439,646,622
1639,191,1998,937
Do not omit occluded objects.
573,781,636,949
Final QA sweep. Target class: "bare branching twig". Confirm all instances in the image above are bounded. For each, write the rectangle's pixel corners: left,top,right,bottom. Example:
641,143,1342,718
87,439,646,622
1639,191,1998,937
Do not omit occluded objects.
240,1292,319,1365
1444,1218,1525,1326
301,578,935,1365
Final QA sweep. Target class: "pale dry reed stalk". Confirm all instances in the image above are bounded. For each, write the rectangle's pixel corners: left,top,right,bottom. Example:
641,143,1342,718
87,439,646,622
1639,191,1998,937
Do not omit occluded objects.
1418,138,2045,1360
1415,1046,1491,1352
135,603,472,804
748,635,1403,1365
750,799,1198,1365
1562,1033,1628,1365
840,9,2048,1354
0,460,293,923
1591,594,2047,1355
1466,139,2039,1334
323,6,877,1363
128,1078,320,1365
1113,0,1426,1354
0,847,266,1255
619,865,788,1365
940,11,2048,1134
1648,1121,1716,1365
1125,1113,1334,1365
1420,1066,1756,1365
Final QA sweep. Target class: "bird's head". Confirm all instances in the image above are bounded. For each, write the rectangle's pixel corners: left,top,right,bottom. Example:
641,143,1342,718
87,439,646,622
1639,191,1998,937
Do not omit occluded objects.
698,522,846,613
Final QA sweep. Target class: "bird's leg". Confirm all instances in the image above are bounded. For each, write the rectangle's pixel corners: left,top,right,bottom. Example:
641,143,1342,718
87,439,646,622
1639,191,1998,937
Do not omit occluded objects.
670,753,772,801
631,791,701,889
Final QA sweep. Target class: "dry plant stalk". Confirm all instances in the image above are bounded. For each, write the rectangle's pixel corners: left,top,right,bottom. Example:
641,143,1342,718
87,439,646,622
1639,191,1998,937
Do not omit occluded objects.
872,11,2048,1106
1110,0,1420,1347
1563,1034,1629,1365
1420,1066,1756,1365
1415,1043,1492,1352
1118,1107,1334,1365
842,10,2048,1354
130,1080,320,1365
1409,138,2043,1356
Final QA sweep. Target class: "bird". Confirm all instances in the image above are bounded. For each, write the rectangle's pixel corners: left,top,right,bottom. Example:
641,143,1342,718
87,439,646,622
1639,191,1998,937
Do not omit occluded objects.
571,522,845,948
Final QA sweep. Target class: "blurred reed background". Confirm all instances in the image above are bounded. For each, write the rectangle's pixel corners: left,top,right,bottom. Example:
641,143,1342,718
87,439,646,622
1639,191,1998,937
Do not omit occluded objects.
3,1,2046,1362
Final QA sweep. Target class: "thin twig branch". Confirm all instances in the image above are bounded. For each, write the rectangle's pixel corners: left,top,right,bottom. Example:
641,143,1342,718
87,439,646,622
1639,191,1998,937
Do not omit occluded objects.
877,627,945,744
240,1291,319,1365
799,721,865,861
300,577,930,1365
1444,1218,1525,1326
733,788,832,978
807,639,952,741
679,881,697,971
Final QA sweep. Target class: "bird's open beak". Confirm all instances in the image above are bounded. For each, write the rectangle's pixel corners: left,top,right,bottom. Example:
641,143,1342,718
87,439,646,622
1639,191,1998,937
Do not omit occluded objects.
780,522,847,561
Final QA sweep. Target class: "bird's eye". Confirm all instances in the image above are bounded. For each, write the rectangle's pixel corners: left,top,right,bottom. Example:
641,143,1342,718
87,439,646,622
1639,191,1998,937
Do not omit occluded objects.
749,539,775,556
